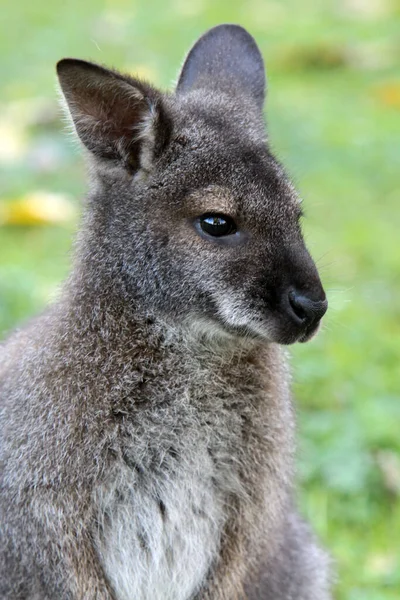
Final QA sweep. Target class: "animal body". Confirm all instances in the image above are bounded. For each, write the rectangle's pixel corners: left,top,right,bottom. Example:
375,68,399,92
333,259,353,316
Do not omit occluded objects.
0,24,331,599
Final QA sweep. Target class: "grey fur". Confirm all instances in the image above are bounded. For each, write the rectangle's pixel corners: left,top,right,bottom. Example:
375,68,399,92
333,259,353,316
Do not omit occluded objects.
0,25,331,599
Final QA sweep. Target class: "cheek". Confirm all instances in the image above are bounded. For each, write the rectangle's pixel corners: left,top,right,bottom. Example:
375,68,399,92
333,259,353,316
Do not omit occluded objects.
166,224,267,298
222,251,267,292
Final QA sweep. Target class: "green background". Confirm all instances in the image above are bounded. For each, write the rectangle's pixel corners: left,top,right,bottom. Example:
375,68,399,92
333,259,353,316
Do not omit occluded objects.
1,0,399,597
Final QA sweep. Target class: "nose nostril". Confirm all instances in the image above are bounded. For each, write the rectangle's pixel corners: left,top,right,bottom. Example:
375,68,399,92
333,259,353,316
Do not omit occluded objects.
288,291,308,322
287,290,328,326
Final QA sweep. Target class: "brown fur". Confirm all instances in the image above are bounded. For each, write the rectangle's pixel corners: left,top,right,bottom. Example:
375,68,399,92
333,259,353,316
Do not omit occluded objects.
0,25,330,599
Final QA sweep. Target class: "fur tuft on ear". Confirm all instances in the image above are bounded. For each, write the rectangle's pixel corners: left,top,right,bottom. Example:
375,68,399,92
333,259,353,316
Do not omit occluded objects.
57,59,170,171
176,24,266,110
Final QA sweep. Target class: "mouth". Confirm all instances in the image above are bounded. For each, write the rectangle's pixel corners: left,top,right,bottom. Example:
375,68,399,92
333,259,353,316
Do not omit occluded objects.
273,319,323,345
211,296,326,345
251,316,323,346
219,318,323,346
297,320,321,343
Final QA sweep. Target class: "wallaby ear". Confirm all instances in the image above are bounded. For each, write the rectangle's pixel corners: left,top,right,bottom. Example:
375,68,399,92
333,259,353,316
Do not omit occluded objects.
57,59,170,171
176,24,266,110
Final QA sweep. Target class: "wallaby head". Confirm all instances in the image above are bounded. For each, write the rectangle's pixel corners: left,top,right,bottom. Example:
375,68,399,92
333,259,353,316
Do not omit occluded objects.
57,24,327,345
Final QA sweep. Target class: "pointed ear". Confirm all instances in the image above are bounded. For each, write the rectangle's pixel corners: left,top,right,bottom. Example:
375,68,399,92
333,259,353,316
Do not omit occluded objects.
176,24,266,110
57,59,170,171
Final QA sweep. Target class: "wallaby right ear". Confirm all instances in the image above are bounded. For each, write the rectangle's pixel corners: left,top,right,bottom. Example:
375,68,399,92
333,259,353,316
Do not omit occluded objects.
177,24,266,110
57,59,170,171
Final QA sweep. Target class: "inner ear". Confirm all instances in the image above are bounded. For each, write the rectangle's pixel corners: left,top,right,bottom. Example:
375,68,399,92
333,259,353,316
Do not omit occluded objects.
176,24,266,110
57,59,170,170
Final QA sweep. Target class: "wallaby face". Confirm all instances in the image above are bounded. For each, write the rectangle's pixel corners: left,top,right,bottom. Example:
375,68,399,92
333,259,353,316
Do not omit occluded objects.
1,25,331,600
57,25,327,345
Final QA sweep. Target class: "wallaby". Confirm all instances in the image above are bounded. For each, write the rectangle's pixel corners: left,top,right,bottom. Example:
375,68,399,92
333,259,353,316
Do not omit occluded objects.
0,24,331,600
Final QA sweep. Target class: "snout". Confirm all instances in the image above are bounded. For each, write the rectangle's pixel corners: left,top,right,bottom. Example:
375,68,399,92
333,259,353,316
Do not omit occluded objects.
287,289,328,327
282,287,328,342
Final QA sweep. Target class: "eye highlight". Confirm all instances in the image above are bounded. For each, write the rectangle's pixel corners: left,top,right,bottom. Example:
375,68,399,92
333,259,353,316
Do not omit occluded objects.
198,213,237,237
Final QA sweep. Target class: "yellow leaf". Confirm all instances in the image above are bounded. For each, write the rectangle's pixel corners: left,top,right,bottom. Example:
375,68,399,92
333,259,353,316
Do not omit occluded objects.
0,192,77,226
125,64,158,82
374,82,400,109
0,121,27,163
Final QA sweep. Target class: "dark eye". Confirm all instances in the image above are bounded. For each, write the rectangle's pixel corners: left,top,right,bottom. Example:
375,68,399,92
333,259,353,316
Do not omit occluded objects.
199,213,237,237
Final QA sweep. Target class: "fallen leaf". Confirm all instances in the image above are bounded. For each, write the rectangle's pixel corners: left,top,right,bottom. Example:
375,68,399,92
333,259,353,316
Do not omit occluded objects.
124,64,158,82
374,82,400,109
0,192,77,226
365,552,397,577
0,121,27,163
376,449,400,494
4,97,59,129
341,0,395,21
278,44,347,72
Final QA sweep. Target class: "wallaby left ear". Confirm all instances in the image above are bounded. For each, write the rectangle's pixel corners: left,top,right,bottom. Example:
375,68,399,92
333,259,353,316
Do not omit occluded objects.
176,24,266,110
57,59,170,171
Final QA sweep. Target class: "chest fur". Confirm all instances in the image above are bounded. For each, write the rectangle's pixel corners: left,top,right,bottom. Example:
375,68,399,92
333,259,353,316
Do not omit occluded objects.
93,438,232,600
91,341,291,600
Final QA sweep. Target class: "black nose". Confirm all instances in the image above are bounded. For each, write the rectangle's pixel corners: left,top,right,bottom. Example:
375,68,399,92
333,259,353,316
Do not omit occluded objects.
287,289,328,327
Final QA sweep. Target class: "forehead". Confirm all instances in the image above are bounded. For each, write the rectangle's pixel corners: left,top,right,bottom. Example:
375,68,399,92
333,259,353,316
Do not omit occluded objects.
175,140,301,217
161,94,301,217
187,186,237,214
185,177,300,223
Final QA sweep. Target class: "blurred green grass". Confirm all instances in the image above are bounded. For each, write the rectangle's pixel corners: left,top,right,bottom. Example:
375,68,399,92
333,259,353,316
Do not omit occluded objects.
1,0,399,597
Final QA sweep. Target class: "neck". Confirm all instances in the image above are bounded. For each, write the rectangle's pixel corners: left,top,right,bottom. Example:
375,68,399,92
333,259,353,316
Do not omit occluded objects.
60,217,269,364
